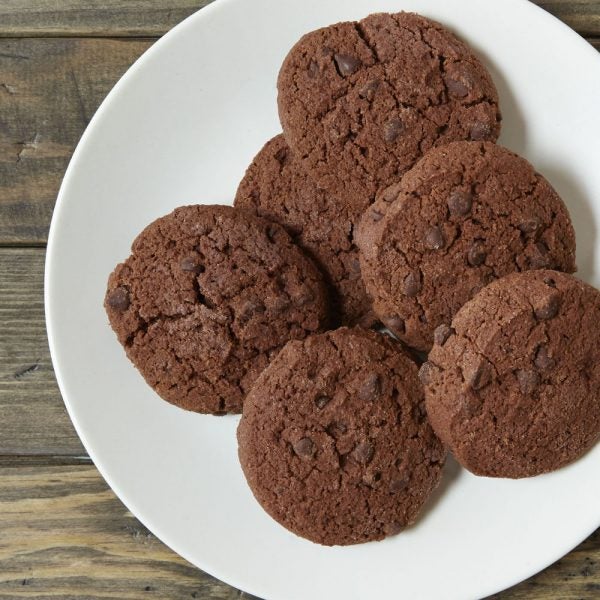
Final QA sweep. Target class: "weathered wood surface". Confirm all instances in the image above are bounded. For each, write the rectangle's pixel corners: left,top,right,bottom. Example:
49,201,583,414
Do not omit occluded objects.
0,248,83,455
0,38,153,244
0,1,213,37
0,1,597,37
0,464,595,599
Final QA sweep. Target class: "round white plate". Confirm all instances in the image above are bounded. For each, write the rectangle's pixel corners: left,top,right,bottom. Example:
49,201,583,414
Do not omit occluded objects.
46,0,600,598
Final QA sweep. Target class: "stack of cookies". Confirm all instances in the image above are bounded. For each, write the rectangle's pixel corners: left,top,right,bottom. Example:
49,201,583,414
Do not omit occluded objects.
105,12,600,546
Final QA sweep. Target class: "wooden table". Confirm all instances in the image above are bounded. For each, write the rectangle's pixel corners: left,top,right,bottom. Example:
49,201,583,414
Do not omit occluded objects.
1,1,599,598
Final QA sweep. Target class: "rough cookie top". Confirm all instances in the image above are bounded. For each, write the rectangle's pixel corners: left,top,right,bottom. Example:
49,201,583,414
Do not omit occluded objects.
357,141,576,351
237,327,445,546
277,11,501,202
235,134,375,327
421,270,600,478
104,205,329,414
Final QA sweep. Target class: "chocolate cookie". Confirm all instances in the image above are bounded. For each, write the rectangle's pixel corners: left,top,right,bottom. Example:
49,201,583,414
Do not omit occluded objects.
235,134,375,327
278,11,501,202
357,141,576,351
421,270,600,478
105,205,329,414
237,327,445,545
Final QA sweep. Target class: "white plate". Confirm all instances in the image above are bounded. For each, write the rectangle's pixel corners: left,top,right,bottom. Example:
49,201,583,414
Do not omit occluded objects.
45,0,600,598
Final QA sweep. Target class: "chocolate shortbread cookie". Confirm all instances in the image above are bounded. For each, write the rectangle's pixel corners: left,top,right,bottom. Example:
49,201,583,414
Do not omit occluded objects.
105,205,329,414
357,141,576,351
238,327,445,545
421,271,600,478
278,12,501,202
235,134,375,327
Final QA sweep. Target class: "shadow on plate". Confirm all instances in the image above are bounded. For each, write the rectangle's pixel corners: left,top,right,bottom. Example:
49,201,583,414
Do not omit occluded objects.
537,163,597,282
410,454,463,530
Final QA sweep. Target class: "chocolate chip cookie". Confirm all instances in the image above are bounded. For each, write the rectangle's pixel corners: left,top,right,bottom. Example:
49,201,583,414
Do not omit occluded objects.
237,327,445,545
235,134,375,327
421,270,600,478
278,11,501,202
357,141,576,351
105,205,329,414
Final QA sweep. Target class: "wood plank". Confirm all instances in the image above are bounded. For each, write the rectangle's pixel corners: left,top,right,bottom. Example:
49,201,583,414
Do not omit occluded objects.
0,38,153,244
0,464,596,599
0,1,213,37
0,247,83,455
0,1,597,38
536,0,600,36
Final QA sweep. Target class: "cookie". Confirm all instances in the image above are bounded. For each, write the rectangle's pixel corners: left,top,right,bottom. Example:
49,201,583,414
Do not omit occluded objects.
237,327,445,545
278,11,501,202
421,270,600,478
357,141,576,351
104,205,329,414
235,134,375,327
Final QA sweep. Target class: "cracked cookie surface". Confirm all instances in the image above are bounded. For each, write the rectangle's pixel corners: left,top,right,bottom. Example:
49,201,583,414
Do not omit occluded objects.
104,205,329,414
421,271,600,478
235,134,375,327
237,327,445,545
357,141,576,351
277,11,501,203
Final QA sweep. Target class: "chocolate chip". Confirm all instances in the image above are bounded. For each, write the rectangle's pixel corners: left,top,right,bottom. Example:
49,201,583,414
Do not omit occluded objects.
418,361,439,385
293,289,314,306
384,522,403,536
274,146,290,167
403,271,422,297
529,241,552,269
534,345,555,371
315,395,330,409
384,118,404,143
308,59,319,79
433,324,454,346
470,121,491,141
389,477,408,493
516,369,540,394
445,77,469,97
358,79,380,100
293,437,315,459
358,373,380,401
353,441,374,464
334,53,361,76
271,294,291,313
266,224,280,243
518,218,540,234
240,297,265,319
463,357,493,390
107,287,130,311
327,422,348,438
467,242,487,267
543,277,557,288
382,315,405,334
371,208,384,222
447,190,472,216
534,292,560,320
180,254,204,273
424,226,445,250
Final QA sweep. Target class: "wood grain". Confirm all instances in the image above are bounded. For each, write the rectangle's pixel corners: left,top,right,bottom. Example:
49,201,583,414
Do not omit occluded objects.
0,464,595,600
0,38,153,244
0,1,213,37
0,1,597,37
0,247,83,455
